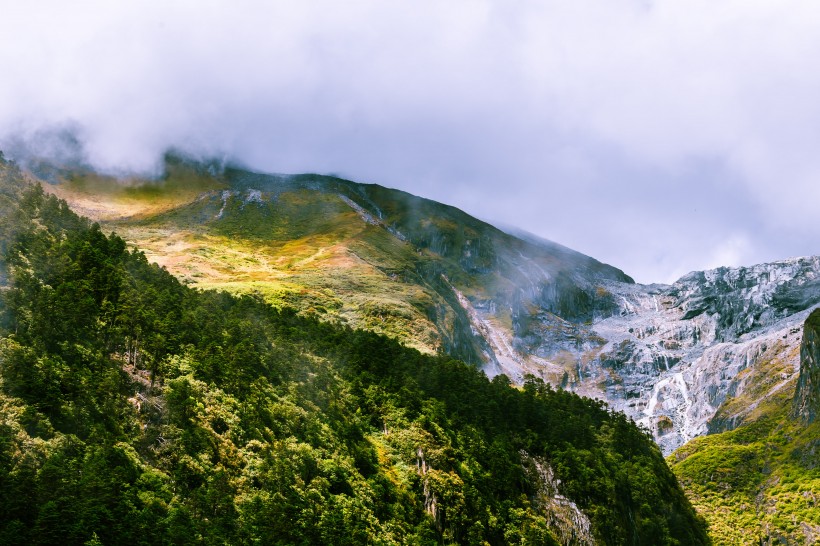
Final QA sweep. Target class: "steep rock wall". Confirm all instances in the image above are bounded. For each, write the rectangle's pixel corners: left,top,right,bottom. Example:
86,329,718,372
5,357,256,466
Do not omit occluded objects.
793,308,820,423
460,256,820,454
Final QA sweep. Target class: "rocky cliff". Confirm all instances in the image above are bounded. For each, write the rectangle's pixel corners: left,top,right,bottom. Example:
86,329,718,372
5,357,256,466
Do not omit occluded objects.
461,256,820,454
793,308,820,423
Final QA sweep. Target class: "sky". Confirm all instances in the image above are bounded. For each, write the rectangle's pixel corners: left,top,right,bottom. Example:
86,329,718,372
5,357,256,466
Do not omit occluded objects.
2,0,820,283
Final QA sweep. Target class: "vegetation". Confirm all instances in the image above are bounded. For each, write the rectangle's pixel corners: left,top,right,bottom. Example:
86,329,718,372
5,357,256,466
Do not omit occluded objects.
669,319,819,545
670,374,820,544
102,170,486,365
0,156,707,544
42,156,630,380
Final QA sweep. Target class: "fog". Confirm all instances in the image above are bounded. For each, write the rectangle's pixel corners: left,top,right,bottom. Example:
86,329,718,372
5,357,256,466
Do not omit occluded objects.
2,0,820,282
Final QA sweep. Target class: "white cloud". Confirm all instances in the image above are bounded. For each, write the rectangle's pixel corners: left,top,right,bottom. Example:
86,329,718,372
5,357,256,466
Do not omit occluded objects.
2,0,820,282
704,234,754,272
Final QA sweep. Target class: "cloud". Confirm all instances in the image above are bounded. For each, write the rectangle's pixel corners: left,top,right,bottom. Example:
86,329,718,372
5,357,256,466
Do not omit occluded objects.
705,234,754,273
2,0,819,282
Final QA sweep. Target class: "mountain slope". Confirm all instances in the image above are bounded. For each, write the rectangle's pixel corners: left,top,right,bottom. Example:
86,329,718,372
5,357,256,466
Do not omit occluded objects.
564,259,820,454
668,310,820,544
36,155,820,457
39,154,633,375
12,150,820,542
0,154,708,544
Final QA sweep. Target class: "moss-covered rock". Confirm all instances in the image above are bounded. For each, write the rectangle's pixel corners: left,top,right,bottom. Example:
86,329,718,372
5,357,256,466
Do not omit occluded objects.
793,308,820,423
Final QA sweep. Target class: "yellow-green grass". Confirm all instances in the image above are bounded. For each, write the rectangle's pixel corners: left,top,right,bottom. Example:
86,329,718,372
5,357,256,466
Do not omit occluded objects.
40,164,225,220
709,339,801,429
62,169,491,359
110,222,446,354
669,376,820,545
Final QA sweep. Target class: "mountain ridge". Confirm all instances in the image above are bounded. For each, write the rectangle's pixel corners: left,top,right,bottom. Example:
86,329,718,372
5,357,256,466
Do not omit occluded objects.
37,155,634,369
0,152,709,545
24,155,820,454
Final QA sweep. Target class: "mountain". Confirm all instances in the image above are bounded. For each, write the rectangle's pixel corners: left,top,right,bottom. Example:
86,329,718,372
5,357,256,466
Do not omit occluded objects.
12,152,820,543
35,155,820,453
563,259,820,454
668,309,820,544
0,154,708,544
40,153,633,370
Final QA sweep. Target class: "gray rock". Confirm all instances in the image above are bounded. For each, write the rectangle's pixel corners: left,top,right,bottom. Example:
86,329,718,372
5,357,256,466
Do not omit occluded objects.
462,256,820,454
793,309,820,423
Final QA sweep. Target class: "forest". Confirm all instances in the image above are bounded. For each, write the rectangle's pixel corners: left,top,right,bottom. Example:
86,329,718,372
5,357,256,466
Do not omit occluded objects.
0,155,707,544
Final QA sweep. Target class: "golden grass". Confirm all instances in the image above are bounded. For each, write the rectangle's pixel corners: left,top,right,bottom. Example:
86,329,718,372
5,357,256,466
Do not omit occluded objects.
40,170,225,221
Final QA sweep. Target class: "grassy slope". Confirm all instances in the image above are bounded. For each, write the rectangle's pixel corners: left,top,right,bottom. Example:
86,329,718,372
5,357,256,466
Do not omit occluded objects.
669,369,820,544
134,188,468,355
43,165,464,357
40,158,631,371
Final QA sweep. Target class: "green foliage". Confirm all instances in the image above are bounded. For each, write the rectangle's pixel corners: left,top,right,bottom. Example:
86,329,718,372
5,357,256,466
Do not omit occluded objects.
806,308,820,331
670,384,820,545
0,157,706,544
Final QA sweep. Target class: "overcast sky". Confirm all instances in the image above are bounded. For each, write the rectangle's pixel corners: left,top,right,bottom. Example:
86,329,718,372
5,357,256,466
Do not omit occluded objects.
2,1,820,283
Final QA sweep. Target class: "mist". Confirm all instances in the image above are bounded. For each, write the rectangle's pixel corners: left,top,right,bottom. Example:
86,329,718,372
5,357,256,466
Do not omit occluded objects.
2,0,820,283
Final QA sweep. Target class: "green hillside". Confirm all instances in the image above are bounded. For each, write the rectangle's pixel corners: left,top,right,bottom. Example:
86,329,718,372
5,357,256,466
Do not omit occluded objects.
670,397,819,544
0,155,707,544
669,340,820,545
40,154,631,378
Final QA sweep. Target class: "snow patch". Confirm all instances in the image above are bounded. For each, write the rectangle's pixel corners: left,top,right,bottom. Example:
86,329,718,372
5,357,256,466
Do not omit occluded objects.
244,189,263,205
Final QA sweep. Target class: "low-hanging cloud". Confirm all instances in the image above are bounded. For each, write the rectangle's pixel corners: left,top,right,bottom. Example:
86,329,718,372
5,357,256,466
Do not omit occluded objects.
2,0,819,283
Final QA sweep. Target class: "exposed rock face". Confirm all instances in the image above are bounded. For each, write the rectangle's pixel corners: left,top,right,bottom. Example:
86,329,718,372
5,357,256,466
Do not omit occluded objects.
462,256,820,454
520,450,595,546
793,309,820,423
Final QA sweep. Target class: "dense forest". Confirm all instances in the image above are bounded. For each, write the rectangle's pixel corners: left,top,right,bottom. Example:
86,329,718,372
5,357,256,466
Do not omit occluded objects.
0,155,707,544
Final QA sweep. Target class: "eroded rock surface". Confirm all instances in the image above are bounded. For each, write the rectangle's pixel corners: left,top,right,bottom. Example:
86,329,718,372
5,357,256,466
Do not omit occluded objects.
467,256,820,453
793,308,820,423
